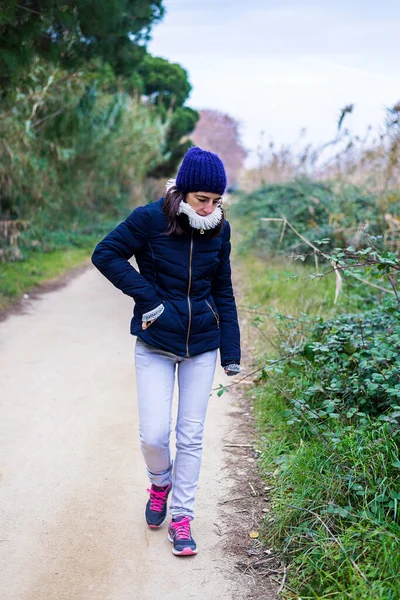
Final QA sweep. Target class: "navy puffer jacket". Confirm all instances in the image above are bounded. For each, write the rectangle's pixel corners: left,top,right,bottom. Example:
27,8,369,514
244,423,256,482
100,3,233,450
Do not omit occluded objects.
91,198,241,368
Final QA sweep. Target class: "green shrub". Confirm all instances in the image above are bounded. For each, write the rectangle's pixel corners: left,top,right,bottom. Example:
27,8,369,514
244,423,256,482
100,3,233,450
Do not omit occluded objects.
232,207,400,598
0,62,166,224
231,179,400,258
273,299,400,422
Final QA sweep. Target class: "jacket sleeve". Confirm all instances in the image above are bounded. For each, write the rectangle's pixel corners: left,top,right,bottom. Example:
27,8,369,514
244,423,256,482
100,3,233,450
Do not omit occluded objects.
211,220,241,368
91,205,162,315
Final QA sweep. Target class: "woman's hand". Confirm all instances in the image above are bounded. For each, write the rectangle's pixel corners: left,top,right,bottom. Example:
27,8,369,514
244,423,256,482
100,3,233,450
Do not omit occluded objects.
224,364,241,377
141,303,165,330
142,318,157,330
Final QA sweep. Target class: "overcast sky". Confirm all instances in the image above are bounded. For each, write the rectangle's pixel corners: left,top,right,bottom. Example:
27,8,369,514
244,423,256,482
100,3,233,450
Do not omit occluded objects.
148,0,400,166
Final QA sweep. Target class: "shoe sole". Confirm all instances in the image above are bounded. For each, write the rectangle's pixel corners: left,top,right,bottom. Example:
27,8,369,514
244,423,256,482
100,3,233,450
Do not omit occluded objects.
168,532,198,556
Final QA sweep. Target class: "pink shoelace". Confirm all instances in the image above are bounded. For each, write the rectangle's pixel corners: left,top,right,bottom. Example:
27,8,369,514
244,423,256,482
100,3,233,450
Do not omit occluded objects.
146,486,169,512
170,517,191,540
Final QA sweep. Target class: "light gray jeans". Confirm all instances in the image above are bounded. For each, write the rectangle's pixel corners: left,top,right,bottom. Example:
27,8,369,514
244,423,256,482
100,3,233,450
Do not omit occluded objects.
134,336,218,520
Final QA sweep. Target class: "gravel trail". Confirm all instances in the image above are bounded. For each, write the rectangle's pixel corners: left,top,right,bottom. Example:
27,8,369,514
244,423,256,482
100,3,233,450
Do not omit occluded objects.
0,262,248,600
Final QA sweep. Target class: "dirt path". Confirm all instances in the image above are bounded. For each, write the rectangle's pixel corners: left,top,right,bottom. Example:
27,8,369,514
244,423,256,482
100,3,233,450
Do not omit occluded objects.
0,262,250,600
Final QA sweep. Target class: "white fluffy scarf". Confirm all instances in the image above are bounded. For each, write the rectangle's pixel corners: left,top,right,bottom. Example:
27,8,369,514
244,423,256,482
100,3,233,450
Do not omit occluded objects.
165,178,223,231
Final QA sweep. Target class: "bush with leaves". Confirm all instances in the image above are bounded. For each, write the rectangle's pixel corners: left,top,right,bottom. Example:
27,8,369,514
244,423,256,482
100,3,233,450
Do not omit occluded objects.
239,240,400,598
260,245,400,424
0,62,167,219
252,292,400,598
0,1,200,258
273,299,400,427
231,179,400,258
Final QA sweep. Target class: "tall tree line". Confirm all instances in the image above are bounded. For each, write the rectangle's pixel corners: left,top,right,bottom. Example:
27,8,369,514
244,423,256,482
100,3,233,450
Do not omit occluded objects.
0,1,198,221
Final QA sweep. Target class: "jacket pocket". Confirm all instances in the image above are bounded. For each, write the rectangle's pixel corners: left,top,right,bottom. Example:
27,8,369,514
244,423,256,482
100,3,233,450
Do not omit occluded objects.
145,302,167,329
205,300,220,329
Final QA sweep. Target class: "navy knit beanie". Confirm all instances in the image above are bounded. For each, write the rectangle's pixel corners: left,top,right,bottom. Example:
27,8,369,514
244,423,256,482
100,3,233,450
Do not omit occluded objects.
176,147,227,195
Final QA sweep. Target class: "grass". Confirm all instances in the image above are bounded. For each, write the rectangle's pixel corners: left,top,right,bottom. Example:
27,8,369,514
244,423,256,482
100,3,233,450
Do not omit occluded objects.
0,246,93,312
0,210,125,314
236,252,337,315
234,250,382,361
232,229,400,599
254,385,400,599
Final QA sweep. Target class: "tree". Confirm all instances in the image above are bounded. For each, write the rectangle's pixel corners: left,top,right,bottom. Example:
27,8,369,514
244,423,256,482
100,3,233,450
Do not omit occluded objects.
136,55,198,177
0,1,199,183
192,110,247,188
137,55,192,110
148,106,199,178
0,0,164,88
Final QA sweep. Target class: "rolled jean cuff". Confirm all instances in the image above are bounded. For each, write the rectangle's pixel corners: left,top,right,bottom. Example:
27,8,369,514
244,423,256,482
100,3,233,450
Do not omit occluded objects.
147,461,173,487
142,303,164,322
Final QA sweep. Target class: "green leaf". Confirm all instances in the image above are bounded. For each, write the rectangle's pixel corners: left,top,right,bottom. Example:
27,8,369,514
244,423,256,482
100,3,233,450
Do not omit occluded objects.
216,384,228,397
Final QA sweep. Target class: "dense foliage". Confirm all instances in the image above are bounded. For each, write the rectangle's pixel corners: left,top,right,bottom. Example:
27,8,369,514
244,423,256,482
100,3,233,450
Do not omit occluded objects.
0,63,166,221
233,179,400,257
232,178,400,598
300,304,400,415
0,0,200,262
255,295,400,598
0,1,164,85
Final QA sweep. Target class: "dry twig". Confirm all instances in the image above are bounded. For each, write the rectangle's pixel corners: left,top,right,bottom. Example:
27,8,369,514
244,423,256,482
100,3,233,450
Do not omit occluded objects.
277,564,287,595
261,215,343,303
224,443,254,448
248,482,257,496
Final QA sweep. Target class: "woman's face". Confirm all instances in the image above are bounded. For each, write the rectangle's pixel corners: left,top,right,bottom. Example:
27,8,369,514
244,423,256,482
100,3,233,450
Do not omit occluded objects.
186,191,222,216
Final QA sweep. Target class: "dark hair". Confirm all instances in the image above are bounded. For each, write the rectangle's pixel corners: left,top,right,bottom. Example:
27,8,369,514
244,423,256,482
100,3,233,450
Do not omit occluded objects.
162,184,225,238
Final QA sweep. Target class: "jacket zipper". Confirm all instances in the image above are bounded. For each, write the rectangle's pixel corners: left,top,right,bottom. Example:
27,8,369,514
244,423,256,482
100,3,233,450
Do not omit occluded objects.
148,242,158,293
186,231,194,357
206,300,220,329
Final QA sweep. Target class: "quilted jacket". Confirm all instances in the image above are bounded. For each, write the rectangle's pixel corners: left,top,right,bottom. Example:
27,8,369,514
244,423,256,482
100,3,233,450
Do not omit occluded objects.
91,198,241,368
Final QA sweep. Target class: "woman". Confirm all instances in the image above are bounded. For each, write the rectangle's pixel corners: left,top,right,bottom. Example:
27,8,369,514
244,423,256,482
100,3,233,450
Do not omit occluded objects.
91,147,241,556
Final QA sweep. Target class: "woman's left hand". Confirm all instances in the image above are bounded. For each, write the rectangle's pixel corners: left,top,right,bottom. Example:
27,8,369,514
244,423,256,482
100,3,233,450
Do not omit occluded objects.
224,364,241,377
142,318,157,330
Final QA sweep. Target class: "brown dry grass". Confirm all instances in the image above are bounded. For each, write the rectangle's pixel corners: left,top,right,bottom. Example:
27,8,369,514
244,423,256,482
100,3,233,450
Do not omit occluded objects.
239,104,400,195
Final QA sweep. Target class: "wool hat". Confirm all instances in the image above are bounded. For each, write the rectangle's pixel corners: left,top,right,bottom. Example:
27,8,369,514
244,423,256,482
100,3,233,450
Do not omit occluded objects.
176,147,227,195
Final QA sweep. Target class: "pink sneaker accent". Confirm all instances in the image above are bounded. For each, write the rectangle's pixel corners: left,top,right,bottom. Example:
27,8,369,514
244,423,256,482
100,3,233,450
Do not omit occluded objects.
168,517,197,555
170,517,191,540
146,484,171,512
